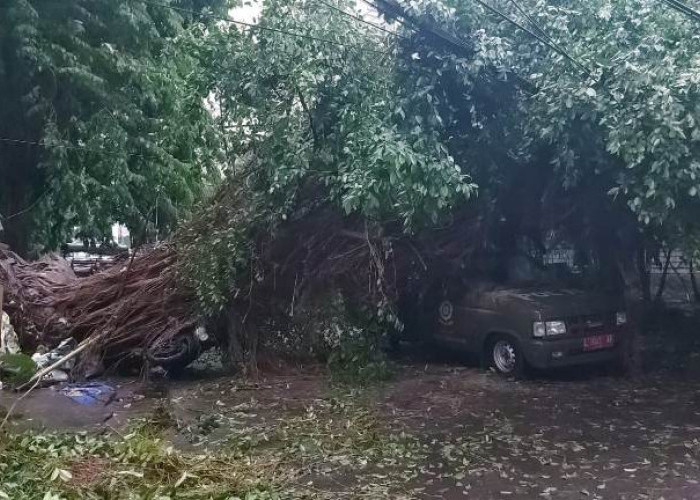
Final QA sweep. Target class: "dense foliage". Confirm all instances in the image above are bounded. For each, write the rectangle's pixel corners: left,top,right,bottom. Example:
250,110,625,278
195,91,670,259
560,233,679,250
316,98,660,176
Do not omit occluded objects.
367,0,700,291
0,0,224,254
175,0,700,357
177,0,475,316
5,0,700,368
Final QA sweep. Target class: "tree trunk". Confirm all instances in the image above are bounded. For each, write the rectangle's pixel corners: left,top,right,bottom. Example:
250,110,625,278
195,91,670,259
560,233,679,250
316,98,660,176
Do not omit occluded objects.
617,254,642,377
654,248,672,303
1,141,41,257
218,306,244,373
690,260,700,302
1,203,33,257
636,246,651,304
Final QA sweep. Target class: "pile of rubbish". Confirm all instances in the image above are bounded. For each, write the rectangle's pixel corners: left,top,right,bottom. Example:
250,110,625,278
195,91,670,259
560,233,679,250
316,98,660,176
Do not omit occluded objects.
1,309,117,407
1,310,80,389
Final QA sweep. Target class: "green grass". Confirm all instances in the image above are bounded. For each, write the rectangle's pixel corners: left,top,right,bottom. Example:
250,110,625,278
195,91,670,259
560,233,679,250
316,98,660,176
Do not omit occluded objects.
0,424,278,499
0,393,425,499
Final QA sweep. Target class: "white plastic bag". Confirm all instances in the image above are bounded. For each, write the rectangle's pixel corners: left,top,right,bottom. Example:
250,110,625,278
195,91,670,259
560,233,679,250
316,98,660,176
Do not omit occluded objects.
0,311,20,355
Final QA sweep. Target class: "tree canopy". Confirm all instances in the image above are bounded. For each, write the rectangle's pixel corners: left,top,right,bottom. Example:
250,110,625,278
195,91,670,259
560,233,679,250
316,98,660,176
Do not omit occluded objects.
0,0,225,254
177,0,477,314
364,0,700,290
4,0,700,374
4,0,700,306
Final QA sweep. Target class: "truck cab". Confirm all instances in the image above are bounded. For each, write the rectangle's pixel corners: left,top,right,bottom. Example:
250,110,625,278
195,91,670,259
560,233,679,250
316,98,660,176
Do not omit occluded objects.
432,256,630,377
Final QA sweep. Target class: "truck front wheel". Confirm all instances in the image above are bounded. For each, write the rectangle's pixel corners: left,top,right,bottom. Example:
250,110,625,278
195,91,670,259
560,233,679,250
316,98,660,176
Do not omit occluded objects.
487,334,525,378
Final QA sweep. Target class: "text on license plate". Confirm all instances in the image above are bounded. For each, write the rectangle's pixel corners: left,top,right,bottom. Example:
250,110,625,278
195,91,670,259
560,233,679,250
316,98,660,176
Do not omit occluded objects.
583,334,614,351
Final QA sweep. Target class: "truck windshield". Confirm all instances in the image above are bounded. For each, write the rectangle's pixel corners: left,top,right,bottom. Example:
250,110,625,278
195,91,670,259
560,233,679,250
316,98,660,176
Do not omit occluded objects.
505,256,576,287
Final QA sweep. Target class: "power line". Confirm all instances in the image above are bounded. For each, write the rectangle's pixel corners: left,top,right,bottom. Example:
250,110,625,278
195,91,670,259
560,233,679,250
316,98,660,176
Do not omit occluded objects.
1,0,392,56
507,0,555,45
471,0,590,74
658,0,700,23
313,0,409,40
361,0,540,93
0,190,51,222
360,0,474,57
505,0,593,71
0,137,148,158
139,0,390,55
364,0,587,75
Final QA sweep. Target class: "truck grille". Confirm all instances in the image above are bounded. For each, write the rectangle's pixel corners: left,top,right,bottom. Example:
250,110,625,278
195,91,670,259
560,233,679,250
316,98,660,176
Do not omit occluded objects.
566,313,614,335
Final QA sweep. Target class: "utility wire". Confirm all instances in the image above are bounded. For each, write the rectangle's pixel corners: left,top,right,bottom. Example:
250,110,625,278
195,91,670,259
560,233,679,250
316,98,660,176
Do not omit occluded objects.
139,0,389,55
506,0,593,71
0,0,392,55
0,137,148,158
471,0,590,74
361,0,474,57
364,0,587,74
0,190,50,222
314,0,409,39
658,0,700,23
507,0,555,45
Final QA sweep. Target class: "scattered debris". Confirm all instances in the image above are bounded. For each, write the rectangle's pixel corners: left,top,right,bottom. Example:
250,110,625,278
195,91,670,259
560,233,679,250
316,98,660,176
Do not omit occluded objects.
27,338,78,386
19,336,100,391
31,338,77,371
42,369,70,384
60,382,116,406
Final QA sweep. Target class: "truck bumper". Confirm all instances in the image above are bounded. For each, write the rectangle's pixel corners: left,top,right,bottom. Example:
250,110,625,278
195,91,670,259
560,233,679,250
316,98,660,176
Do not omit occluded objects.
523,334,626,370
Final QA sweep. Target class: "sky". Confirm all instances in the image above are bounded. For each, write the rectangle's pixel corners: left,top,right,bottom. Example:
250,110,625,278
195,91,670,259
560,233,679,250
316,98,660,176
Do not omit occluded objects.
229,0,389,27
230,1,261,23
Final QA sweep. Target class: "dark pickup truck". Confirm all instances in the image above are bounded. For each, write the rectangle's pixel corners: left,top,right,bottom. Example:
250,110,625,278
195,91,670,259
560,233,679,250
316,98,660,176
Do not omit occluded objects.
426,253,631,377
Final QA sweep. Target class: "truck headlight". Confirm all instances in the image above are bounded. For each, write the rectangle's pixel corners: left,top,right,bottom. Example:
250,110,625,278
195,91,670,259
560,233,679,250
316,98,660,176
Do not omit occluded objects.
533,321,567,337
546,321,567,336
616,311,627,326
533,322,546,337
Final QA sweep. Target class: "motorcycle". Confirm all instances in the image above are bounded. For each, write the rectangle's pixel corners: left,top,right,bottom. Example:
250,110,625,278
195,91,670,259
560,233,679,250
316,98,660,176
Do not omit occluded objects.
146,327,211,374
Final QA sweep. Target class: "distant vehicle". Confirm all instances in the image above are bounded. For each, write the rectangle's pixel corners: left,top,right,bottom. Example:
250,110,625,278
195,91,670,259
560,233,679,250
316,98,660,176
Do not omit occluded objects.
62,224,131,276
429,256,630,377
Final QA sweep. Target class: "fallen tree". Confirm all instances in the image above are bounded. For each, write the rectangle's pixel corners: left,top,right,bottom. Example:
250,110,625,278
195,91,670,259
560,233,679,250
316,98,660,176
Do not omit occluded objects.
7,0,695,378
0,244,197,364
0,168,481,376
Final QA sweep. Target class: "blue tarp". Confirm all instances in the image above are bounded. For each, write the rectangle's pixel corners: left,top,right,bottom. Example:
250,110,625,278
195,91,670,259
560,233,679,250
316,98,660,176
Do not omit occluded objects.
60,382,116,406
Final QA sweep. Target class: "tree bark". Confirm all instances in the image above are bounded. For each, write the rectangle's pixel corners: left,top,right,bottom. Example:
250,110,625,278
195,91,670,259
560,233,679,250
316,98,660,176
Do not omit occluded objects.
1,141,41,257
1,203,33,257
221,306,244,372
654,248,672,303
690,260,700,302
617,253,642,377
636,246,651,304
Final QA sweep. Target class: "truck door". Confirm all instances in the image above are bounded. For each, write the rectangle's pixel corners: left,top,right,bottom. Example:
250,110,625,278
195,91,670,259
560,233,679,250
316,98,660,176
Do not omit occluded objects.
435,284,487,353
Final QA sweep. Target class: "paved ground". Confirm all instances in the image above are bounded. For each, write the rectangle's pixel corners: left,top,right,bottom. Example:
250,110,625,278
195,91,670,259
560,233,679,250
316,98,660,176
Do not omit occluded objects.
3,354,700,499
385,365,700,499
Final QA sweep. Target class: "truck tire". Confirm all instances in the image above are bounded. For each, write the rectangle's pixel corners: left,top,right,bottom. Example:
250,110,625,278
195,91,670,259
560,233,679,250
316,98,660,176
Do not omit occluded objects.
487,334,525,379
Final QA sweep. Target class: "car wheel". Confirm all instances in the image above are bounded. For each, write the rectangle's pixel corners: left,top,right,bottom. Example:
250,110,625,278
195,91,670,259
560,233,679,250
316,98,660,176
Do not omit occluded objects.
489,335,525,378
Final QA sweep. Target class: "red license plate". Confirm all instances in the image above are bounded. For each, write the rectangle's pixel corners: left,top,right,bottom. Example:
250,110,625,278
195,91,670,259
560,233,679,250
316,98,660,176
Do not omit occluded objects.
583,334,614,351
